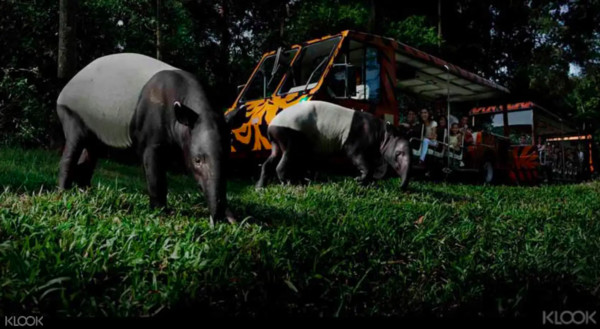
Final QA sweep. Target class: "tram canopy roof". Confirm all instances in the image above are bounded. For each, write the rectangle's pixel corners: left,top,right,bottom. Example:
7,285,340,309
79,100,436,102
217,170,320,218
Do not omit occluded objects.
469,101,543,116
394,45,510,102
348,30,511,102
469,101,578,136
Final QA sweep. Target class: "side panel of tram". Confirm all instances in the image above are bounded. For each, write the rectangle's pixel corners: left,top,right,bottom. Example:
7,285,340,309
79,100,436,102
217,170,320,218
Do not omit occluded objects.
470,102,541,184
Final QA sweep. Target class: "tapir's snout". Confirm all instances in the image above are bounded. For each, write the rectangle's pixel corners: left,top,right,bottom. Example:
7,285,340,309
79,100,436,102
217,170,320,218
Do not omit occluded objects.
394,138,411,191
189,120,233,225
192,152,229,224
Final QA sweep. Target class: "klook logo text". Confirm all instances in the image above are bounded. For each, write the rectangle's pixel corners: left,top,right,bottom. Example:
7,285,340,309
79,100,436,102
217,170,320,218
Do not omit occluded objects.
4,316,44,327
543,310,596,325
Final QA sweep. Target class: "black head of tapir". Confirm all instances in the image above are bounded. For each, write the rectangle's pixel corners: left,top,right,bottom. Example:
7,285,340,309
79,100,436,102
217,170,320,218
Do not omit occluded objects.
174,101,231,224
380,123,411,190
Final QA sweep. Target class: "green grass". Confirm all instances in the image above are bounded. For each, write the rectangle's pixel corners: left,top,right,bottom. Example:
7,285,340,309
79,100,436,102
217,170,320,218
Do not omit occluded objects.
1,146,600,318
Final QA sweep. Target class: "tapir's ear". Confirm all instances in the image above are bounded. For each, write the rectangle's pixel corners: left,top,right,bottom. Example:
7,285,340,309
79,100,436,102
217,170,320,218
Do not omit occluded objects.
174,101,199,127
385,121,395,135
225,104,247,129
385,121,404,137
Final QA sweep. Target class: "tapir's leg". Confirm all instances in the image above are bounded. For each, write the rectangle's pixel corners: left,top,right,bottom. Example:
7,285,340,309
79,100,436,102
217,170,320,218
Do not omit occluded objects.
350,153,374,185
142,145,168,209
256,141,282,189
276,150,292,184
57,105,87,190
273,127,306,184
277,149,307,184
294,137,311,185
73,147,98,188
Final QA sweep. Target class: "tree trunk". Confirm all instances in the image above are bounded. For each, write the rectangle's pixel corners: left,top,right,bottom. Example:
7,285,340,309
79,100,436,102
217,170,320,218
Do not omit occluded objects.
58,0,77,81
438,0,442,48
279,3,289,41
215,0,231,108
156,0,162,60
367,0,376,33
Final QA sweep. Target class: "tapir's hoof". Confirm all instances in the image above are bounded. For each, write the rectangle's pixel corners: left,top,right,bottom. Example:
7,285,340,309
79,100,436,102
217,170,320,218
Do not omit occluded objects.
158,207,173,215
355,176,373,186
208,215,237,227
240,216,262,226
226,209,237,224
209,209,237,226
149,203,168,211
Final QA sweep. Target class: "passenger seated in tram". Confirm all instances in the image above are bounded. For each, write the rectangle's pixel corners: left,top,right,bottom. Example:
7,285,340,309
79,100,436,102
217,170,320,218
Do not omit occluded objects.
537,136,548,164
434,107,458,126
536,137,545,151
519,134,531,145
545,142,553,160
401,109,421,148
551,147,561,172
400,109,419,130
448,123,463,152
566,148,577,174
538,139,552,181
418,108,438,164
436,116,448,143
519,135,526,145
460,116,474,145
577,145,585,164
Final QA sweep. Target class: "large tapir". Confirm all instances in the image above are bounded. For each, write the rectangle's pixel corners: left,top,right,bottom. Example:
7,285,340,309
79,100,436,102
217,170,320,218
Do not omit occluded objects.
57,53,234,223
256,101,411,189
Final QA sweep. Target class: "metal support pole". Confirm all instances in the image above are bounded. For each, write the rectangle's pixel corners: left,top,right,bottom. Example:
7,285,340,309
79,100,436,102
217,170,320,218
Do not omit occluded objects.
445,65,450,169
503,101,510,138
560,119,565,177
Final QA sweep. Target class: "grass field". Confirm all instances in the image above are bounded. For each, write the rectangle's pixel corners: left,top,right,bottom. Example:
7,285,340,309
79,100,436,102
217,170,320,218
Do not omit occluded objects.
1,146,600,318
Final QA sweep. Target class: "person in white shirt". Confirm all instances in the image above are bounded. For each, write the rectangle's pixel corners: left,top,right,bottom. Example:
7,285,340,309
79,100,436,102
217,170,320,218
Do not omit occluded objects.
419,108,438,163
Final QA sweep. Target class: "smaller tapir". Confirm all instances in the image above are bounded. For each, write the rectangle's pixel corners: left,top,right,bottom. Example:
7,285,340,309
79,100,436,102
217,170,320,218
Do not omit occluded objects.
256,101,411,189
56,53,234,223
